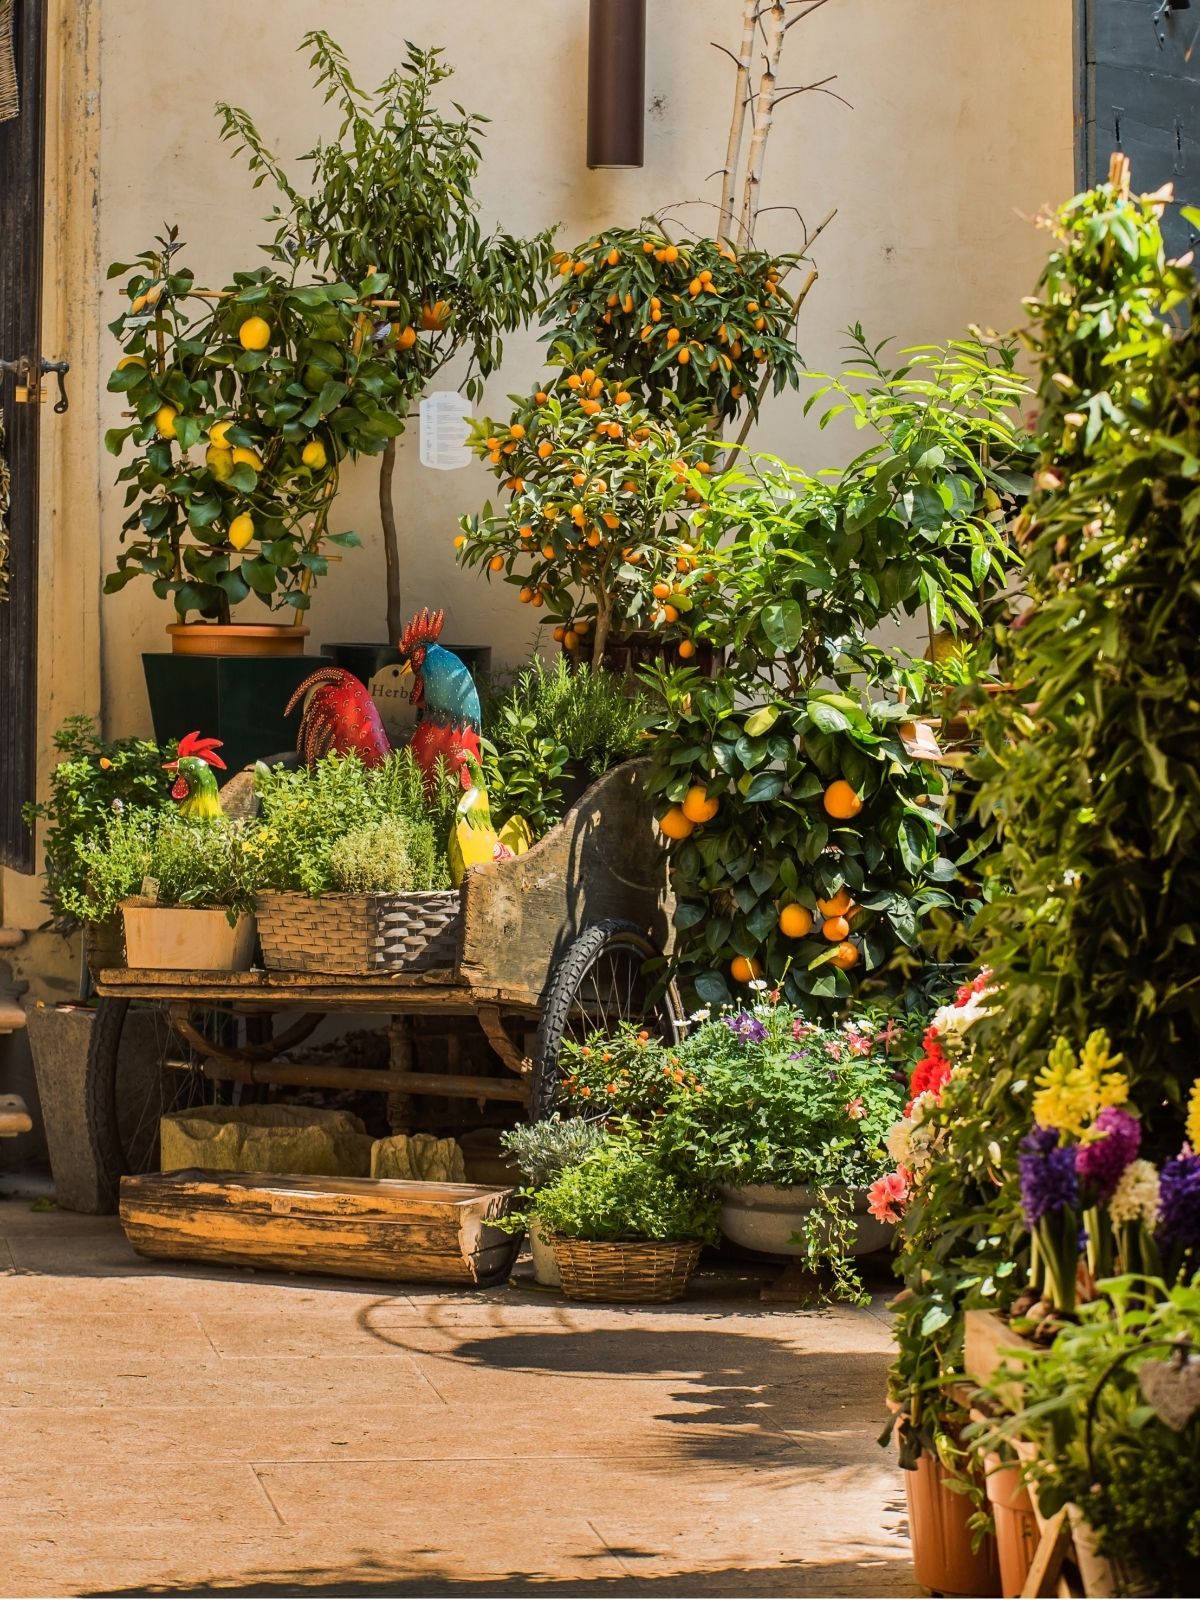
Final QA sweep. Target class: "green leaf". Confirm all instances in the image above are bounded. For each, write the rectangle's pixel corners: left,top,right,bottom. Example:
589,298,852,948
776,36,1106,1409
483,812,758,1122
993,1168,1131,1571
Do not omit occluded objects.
744,705,780,738
761,599,804,651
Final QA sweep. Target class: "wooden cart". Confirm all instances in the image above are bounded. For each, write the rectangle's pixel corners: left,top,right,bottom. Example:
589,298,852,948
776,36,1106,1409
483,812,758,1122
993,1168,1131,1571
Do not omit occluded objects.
86,760,679,1209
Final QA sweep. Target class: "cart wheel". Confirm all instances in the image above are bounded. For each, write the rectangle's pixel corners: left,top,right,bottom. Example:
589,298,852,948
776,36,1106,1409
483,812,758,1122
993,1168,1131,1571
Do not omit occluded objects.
84,997,248,1210
530,919,682,1121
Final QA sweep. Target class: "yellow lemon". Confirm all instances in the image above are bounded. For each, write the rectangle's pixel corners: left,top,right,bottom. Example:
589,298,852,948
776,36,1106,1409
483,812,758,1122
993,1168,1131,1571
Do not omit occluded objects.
209,420,233,449
116,355,145,371
237,316,271,351
154,405,178,439
301,440,328,470
205,446,234,481
231,446,264,472
228,513,255,550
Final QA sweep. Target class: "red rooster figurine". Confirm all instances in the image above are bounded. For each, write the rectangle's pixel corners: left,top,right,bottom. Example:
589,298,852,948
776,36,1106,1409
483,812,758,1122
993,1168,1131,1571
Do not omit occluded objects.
285,609,481,791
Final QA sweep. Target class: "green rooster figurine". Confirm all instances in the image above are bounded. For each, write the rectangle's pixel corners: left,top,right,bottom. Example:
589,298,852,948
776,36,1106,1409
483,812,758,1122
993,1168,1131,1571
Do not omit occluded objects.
163,731,227,820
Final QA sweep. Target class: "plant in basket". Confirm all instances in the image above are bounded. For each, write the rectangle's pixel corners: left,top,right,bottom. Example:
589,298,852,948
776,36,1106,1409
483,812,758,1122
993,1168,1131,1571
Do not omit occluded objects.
533,1128,720,1305
497,1116,607,1289
250,749,458,976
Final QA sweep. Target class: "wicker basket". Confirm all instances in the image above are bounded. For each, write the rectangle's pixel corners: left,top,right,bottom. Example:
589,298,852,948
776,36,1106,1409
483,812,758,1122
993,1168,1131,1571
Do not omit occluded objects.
551,1236,702,1303
256,889,461,975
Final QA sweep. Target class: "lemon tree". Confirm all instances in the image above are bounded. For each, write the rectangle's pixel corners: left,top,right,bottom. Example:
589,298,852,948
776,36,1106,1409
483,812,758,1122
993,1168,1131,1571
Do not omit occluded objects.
104,232,407,622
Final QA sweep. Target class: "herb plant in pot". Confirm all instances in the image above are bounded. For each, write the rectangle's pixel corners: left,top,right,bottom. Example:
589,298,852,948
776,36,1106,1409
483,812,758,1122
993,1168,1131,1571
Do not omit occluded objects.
250,749,459,976
499,1116,606,1287
70,810,258,972
534,1131,720,1304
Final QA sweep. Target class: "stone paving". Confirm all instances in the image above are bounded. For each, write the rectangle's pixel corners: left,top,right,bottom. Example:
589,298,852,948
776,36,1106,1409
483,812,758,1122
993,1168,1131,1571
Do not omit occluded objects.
1,1201,918,1597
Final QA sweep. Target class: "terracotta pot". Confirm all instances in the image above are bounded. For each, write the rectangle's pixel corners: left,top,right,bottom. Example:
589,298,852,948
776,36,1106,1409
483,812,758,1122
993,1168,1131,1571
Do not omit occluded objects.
166,622,309,658
120,903,256,972
983,1454,1039,1598
905,1451,1000,1598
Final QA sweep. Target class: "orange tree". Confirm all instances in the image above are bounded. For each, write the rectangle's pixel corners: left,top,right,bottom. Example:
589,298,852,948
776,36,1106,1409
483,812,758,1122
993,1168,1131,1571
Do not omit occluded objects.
455,350,721,667
646,335,1031,1008
541,222,808,426
104,232,407,622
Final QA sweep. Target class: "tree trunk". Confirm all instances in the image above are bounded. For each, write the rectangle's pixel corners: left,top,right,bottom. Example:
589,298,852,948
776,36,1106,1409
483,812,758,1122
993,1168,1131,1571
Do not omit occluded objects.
379,438,403,643
738,0,787,250
718,0,759,243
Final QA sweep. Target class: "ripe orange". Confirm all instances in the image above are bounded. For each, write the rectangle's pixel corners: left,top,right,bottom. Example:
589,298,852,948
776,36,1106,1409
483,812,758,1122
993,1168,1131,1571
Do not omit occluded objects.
488,555,504,572
730,955,762,984
453,534,466,550
816,888,854,918
564,629,580,651
237,316,271,351
519,587,534,604
822,915,850,942
678,639,696,659
652,581,672,600
681,786,719,825
537,439,553,459
778,904,814,939
823,779,864,820
658,807,695,842
663,245,680,263
678,349,691,365
553,626,566,643
535,391,549,404
607,247,620,266
830,942,860,971
666,327,681,348
421,300,451,330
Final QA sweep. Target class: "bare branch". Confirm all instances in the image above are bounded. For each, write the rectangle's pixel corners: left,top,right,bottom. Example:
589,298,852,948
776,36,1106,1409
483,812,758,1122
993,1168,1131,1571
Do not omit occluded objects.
717,0,759,242
738,1,787,249
786,0,834,27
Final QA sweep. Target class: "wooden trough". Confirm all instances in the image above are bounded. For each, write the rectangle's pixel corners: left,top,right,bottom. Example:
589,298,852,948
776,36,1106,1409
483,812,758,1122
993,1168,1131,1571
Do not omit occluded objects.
119,1169,522,1287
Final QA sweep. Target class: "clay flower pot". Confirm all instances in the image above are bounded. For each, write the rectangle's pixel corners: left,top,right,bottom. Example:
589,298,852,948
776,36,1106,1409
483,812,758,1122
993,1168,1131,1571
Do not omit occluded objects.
166,622,309,658
905,1451,1000,1598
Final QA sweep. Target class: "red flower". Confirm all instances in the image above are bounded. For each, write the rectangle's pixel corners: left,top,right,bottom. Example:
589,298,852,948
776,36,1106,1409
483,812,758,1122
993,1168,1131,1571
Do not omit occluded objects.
868,1168,911,1224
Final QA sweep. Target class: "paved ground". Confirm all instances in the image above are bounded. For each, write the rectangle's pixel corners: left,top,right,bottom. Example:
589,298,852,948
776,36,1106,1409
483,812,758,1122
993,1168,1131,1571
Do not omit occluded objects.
1,1201,917,1597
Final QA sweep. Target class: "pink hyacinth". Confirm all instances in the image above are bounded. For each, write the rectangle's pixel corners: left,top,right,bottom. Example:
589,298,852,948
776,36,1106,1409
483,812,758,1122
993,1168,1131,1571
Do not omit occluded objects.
868,1168,911,1224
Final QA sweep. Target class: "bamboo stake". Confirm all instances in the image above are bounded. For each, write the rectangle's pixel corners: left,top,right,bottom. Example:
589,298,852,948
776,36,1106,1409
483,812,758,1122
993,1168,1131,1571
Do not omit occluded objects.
717,0,760,243
737,0,787,250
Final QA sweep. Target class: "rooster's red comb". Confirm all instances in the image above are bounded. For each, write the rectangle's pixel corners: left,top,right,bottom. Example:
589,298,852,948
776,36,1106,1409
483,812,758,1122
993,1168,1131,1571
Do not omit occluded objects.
398,607,445,656
175,731,227,771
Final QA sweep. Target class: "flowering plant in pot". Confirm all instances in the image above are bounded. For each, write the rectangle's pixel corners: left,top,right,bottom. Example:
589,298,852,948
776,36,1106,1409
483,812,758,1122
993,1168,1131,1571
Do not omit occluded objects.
555,997,913,1303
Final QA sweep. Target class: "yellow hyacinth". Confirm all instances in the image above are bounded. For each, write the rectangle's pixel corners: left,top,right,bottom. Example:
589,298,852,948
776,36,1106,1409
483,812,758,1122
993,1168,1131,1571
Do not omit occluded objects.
1033,1029,1128,1137
1187,1077,1200,1151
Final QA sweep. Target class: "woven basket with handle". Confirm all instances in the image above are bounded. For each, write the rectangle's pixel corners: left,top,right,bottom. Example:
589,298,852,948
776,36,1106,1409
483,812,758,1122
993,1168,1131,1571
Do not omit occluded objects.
551,1236,702,1304
256,889,461,975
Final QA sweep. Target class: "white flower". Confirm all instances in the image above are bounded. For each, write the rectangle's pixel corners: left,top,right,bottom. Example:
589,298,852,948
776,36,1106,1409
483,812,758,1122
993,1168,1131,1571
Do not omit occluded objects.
1108,1158,1160,1228
885,1094,939,1174
747,978,768,992
932,991,995,1039
885,1118,914,1168
688,1007,711,1024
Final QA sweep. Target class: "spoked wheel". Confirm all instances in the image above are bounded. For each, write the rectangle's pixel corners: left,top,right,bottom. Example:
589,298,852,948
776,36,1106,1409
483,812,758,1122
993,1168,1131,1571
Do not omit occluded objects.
83,998,272,1210
530,919,682,1121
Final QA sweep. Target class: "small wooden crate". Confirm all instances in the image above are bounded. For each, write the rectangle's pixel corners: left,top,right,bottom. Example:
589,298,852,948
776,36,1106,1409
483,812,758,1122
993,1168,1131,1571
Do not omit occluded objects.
119,1169,521,1286
963,1307,1035,1412
256,889,461,975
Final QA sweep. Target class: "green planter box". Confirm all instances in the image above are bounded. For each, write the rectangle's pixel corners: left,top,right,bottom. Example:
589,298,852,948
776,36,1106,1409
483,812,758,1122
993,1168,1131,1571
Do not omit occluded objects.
143,652,332,774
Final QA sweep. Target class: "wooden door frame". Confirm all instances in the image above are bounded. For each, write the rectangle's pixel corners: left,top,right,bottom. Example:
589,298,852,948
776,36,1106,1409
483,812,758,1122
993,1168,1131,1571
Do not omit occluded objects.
0,0,47,873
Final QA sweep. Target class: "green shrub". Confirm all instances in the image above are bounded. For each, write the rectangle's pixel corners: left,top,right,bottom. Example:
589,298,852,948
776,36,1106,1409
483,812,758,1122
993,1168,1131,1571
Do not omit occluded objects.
65,811,258,926
253,749,452,896
534,1134,720,1245
23,716,176,925
499,1116,606,1191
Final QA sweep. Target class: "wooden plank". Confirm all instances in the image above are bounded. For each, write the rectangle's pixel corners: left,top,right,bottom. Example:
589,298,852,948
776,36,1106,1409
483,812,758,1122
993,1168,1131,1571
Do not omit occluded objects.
119,1170,522,1286
963,1307,1034,1411
1021,1510,1072,1599
185,1056,529,1104
459,758,673,1002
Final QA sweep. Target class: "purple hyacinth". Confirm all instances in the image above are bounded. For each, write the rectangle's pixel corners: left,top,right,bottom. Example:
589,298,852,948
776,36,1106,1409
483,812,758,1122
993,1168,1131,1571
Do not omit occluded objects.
1076,1106,1142,1201
1019,1124,1080,1228
725,1011,767,1044
1157,1148,1200,1253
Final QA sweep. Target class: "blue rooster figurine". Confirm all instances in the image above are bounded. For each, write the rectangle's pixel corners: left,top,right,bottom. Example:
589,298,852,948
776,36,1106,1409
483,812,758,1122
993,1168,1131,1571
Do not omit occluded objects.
398,608,482,793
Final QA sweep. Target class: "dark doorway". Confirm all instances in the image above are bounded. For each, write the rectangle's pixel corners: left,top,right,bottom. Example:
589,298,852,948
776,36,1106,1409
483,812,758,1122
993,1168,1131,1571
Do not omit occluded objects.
1076,0,1200,256
0,0,46,872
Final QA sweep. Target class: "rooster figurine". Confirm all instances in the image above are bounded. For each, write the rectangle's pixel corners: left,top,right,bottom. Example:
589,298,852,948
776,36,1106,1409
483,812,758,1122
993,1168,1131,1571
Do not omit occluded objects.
398,608,482,792
285,608,481,792
448,757,533,886
163,731,227,820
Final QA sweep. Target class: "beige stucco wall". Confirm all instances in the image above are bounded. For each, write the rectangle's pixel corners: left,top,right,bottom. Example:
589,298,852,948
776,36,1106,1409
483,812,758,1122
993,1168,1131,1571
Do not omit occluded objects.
3,0,1074,939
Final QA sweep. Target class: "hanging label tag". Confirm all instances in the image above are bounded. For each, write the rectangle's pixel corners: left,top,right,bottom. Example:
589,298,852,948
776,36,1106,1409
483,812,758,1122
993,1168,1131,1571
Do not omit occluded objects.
419,391,472,471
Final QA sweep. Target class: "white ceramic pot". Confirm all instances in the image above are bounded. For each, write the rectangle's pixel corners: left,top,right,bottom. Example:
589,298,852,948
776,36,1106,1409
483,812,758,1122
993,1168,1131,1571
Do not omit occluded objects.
528,1215,561,1289
121,903,256,972
717,1182,894,1257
